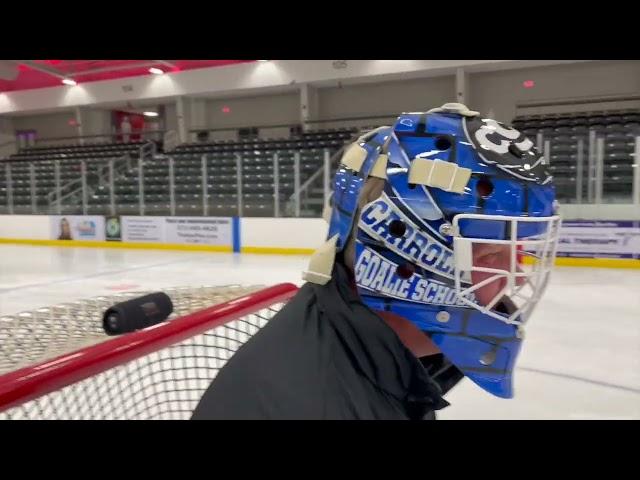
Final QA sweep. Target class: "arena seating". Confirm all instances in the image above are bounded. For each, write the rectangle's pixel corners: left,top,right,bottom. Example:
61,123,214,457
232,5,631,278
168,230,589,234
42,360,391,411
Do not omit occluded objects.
512,110,639,202
0,128,359,217
4,115,635,214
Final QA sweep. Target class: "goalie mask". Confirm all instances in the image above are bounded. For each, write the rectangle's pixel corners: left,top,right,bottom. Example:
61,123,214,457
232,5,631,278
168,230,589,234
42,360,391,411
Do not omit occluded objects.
306,103,561,398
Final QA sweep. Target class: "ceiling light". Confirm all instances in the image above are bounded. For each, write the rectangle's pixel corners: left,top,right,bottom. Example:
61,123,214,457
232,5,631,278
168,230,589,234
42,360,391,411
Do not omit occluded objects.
62,78,77,86
149,67,164,75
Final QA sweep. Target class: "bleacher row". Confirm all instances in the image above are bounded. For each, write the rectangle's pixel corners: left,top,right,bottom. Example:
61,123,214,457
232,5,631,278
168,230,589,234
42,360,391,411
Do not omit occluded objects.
174,127,357,155
90,150,329,216
9,141,149,163
1,117,638,215
512,110,639,202
0,129,355,216
0,158,117,213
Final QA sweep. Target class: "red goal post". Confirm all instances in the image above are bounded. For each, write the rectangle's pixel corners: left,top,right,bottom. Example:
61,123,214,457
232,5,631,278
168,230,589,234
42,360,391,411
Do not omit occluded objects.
0,283,298,420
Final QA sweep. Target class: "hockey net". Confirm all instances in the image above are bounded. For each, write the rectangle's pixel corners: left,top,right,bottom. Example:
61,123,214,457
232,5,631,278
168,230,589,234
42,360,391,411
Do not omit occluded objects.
0,283,298,420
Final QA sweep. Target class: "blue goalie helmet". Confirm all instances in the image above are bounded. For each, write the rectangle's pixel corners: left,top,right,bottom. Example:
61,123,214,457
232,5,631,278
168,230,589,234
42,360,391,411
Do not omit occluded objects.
317,103,562,398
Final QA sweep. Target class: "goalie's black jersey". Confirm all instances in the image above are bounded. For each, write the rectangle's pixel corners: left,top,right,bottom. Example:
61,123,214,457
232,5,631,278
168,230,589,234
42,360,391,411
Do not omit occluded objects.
192,263,462,420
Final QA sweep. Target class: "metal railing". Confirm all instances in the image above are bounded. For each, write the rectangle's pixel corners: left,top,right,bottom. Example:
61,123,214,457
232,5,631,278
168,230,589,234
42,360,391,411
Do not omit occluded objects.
24,130,165,149
43,154,131,215
285,149,335,217
543,130,640,206
0,140,17,159
186,113,398,139
163,130,180,153
2,135,639,218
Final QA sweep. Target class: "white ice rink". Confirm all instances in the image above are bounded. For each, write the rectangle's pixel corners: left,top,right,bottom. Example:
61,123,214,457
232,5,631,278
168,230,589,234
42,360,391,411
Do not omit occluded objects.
1,244,638,420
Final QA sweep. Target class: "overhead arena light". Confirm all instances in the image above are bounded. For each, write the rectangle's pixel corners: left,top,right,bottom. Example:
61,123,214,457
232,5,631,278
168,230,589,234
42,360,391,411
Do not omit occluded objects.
257,60,269,62
62,78,77,86
143,111,159,117
149,67,164,75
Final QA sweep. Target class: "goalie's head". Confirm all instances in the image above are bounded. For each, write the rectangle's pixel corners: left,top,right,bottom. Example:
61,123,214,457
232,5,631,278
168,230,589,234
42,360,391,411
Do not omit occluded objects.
304,103,562,398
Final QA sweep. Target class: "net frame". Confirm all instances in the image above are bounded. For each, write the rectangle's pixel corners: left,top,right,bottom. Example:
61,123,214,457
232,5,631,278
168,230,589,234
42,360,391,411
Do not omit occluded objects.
0,283,298,419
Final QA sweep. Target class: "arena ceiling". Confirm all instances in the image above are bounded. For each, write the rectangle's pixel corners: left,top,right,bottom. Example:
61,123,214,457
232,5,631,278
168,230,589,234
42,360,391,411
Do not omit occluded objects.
0,60,256,92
